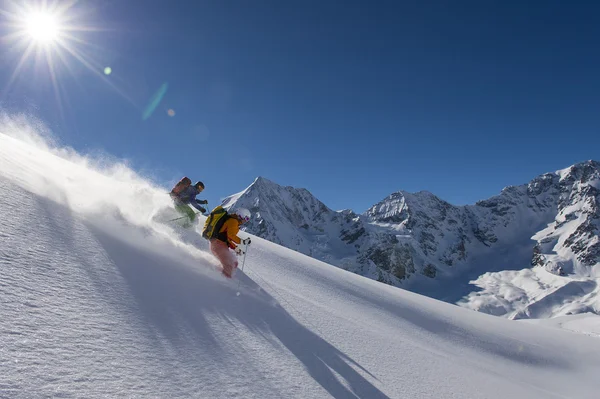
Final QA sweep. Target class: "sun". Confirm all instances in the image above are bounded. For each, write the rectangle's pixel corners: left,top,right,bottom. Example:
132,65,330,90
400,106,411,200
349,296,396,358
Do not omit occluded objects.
25,11,61,43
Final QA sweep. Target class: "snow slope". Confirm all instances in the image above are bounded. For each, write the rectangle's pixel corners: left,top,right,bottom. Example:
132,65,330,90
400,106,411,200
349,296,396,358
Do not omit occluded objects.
525,313,600,338
2,128,600,398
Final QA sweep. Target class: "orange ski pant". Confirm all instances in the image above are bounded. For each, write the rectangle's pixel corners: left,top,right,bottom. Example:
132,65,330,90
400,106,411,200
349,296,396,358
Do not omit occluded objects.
209,239,238,278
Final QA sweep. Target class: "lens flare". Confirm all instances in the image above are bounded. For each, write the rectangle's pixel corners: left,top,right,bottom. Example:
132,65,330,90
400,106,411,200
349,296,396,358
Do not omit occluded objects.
143,83,169,120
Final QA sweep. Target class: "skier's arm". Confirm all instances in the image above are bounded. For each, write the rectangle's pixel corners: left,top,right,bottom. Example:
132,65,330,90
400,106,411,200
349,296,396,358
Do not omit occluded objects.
223,219,241,248
190,200,206,213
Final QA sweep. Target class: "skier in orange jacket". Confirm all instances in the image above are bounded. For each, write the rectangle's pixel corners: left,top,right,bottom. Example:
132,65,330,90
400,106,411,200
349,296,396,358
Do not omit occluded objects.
209,208,251,278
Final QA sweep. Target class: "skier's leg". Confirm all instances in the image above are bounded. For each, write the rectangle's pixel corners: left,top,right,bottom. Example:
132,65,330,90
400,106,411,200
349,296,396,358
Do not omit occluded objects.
209,239,239,278
177,203,196,221
209,239,229,276
222,249,239,278
174,203,195,227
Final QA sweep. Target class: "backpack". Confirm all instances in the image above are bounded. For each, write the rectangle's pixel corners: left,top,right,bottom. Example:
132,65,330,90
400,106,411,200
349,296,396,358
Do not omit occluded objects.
171,177,191,196
202,206,231,240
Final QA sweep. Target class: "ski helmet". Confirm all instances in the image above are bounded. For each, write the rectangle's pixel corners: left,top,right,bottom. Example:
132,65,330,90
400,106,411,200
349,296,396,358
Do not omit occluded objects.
233,208,251,224
195,181,205,189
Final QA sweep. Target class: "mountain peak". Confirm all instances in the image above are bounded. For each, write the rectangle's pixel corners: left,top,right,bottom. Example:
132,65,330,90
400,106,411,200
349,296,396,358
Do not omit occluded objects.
221,177,279,208
364,189,451,224
252,176,272,185
248,176,275,190
557,160,600,183
220,176,335,247
364,191,410,223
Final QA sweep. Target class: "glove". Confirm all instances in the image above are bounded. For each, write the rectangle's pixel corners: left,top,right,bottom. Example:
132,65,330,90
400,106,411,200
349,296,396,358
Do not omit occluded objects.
198,206,206,213
198,199,208,205
234,247,245,256
242,238,252,245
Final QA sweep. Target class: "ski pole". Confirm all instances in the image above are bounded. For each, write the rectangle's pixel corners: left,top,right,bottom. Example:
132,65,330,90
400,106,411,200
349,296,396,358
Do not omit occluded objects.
166,215,190,223
166,211,200,223
241,242,250,272
236,242,250,293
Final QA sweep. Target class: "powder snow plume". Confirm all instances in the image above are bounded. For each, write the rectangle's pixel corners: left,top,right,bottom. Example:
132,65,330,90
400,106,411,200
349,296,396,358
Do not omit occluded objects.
0,113,217,265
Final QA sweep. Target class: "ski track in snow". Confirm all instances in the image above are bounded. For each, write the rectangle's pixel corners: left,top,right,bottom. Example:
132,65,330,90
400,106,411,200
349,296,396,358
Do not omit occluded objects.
2,131,600,398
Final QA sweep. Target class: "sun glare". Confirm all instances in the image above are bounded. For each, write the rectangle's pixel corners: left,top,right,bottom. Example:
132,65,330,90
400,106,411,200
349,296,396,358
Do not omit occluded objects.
2,1,136,117
25,12,60,42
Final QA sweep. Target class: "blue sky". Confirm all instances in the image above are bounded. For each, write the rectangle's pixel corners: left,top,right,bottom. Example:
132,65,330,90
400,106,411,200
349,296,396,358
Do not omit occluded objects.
1,0,599,212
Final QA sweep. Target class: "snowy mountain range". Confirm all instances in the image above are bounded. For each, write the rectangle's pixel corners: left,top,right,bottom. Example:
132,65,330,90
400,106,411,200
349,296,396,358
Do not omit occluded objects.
224,161,600,319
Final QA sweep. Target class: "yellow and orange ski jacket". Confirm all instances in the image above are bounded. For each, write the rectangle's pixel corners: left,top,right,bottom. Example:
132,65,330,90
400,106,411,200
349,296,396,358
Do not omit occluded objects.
218,217,242,249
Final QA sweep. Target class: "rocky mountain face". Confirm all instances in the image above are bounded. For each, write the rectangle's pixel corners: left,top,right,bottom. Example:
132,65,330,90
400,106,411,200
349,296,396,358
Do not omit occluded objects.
460,161,600,319
530,161,600,274
224,161,600,319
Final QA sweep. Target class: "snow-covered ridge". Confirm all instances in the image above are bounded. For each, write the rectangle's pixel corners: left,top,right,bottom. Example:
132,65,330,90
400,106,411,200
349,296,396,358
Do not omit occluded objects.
228,161,600,320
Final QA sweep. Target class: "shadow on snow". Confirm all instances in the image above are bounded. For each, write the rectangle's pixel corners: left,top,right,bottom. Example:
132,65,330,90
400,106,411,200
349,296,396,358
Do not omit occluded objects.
88,223,389,399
